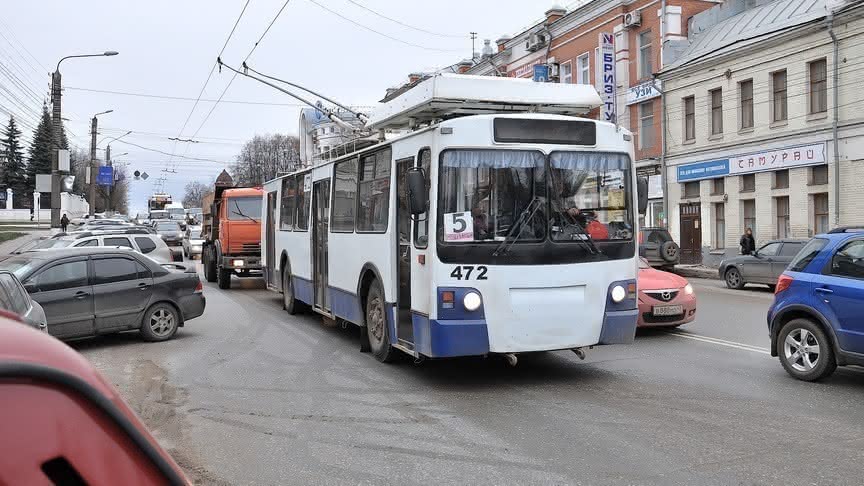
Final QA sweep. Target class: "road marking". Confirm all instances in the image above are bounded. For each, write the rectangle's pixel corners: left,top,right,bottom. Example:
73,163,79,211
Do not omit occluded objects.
665,330,771,355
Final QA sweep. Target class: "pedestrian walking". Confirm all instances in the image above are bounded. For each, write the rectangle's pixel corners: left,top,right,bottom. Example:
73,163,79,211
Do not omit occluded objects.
29,207,34,222
740,228,756,255
60,213,69,233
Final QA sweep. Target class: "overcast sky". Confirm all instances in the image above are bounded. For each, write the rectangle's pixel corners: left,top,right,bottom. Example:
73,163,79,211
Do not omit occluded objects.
2,0,568,214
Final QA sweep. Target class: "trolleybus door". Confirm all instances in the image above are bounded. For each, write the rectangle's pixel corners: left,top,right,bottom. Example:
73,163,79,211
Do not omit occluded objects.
312,180,331,312
265,191,277,289
396,158,414,345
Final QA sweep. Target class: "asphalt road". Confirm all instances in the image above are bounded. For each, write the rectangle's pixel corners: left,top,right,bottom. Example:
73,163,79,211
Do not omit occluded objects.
72,266,864,485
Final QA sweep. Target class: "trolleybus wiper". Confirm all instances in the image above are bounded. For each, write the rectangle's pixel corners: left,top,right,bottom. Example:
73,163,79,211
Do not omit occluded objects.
550,201,601,255
493,196,544,257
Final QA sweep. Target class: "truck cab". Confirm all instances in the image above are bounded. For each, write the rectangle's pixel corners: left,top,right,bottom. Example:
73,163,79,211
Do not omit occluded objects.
202,184,264,289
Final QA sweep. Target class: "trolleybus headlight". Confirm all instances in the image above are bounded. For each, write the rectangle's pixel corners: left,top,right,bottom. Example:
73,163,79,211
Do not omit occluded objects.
611,285,627,303
463,291,482,311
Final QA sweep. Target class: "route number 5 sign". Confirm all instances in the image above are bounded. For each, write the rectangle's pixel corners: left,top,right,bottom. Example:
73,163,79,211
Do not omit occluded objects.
444,211,473,242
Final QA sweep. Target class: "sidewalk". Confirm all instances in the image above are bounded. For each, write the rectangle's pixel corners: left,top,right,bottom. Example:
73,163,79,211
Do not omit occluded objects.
673,264,721,280
0,228,52,254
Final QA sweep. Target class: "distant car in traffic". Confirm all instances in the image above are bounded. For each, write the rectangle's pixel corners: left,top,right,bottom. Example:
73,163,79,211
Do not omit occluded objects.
0,315,188,484
637,258,696,327
768,228,864,381
154,221,184,249
0,270,47,333
30,230,179,263
719,239,807,290
182,225,204,259
0,247,205,342
639,227,680,270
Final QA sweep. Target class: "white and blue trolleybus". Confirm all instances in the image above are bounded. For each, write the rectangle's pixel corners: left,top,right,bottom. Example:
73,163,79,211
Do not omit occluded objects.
261,74,648,363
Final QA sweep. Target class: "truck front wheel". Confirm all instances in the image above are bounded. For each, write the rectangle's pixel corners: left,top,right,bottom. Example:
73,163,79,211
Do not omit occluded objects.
217,264,232,289
204,247,217,283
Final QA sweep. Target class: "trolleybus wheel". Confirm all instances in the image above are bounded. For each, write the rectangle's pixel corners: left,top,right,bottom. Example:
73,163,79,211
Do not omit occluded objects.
365,280,394,363
283,268,298,314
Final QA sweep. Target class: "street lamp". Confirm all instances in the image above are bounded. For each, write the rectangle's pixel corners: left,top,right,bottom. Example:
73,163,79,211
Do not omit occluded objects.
50,51,118,227
88,110,113,216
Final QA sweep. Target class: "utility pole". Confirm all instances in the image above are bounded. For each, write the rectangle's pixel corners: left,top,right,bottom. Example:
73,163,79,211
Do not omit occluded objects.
50,71,63,228
105,144,111,212
470,32,478,61
89,116,98,216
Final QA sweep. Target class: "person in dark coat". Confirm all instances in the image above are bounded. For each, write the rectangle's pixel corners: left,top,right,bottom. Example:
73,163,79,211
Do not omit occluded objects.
740,228,756,255
60,214,69,233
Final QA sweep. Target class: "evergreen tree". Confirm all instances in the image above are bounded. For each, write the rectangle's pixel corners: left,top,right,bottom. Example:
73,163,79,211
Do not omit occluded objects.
0,115,28,207
25,104,55,197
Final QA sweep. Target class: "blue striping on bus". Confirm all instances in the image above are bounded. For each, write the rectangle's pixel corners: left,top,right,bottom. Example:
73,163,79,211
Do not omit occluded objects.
598,309,638,344
292,276,314,307
412,312,490,357
329,287,363,323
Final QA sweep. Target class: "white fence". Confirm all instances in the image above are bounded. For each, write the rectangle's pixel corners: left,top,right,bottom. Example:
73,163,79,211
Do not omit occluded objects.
0,192,89,223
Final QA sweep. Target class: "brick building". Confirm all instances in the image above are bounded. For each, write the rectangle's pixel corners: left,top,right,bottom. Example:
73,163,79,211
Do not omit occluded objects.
658,0,864,265
466,0,716,229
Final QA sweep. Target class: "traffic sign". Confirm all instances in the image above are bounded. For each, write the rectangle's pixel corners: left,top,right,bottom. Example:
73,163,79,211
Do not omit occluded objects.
97,166,114,186
141,171,149,180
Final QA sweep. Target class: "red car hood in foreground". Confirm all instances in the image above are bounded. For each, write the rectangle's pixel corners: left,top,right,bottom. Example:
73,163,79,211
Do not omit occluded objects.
0,318,188,485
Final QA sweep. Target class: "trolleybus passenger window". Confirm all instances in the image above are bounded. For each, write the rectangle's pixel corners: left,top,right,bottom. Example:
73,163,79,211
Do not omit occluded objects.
296,175,310,231
332,158,359,232
280,177,296,230
414,148,431,248
357,148,392,233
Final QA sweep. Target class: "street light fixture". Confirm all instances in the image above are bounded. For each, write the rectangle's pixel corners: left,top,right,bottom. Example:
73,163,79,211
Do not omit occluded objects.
50,50,119,227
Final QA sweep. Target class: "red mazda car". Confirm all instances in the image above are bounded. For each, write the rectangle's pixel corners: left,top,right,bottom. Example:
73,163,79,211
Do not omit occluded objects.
637,258,697,327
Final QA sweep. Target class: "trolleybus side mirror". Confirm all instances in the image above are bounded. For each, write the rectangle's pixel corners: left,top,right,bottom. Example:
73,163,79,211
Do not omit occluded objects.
407,168,427,216
637,177,649,215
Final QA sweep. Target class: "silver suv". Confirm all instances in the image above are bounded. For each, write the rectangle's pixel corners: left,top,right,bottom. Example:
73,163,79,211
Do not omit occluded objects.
33,232,178,263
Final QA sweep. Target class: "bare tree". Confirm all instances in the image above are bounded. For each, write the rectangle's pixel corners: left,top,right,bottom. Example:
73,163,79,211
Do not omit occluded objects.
183,180,211,208
230,134,300,186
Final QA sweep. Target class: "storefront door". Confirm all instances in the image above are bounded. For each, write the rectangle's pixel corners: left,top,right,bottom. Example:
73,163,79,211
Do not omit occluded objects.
679,203,702,265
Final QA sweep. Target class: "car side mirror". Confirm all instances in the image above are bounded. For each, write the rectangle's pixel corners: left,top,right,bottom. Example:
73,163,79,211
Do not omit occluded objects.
406,168,427,216
23,282,37,293
637,177,649,215
751,250,758,257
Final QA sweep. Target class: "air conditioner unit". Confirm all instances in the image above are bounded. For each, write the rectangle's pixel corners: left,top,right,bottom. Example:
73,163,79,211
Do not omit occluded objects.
527,33,548,51
548,63,560,78
623,10,642,28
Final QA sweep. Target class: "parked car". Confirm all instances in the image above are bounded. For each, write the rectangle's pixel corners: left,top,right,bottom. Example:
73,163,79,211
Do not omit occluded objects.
0,247,205,342
768,228,864,381
30,230,180,263
719,239,807,290
639,227,679,270
637,257,696,327
0,270,47,332
0,315,188,484
182,225,204,259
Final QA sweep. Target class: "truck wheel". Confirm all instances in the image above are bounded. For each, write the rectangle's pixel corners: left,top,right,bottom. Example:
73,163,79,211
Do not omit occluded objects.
217,266,232,289
204,248,217,283
365,280,395,363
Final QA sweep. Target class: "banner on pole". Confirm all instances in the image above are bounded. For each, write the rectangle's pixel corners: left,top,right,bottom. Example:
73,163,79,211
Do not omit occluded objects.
597,33,617,124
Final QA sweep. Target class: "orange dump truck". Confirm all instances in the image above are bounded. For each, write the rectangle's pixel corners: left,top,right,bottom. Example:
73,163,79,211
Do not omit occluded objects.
201,173,264,289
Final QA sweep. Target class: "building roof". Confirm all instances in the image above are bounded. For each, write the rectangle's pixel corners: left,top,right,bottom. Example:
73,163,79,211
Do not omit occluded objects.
663,0,834,72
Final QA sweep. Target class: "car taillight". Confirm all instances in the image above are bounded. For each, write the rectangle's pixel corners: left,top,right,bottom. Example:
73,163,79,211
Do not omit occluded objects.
194,280,204,294
775,274,793,294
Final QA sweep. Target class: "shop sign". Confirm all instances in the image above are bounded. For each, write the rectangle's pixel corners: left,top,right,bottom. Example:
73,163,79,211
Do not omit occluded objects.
676,143,827,182
597,33,616,123
626,81,661,105
510,57,546,78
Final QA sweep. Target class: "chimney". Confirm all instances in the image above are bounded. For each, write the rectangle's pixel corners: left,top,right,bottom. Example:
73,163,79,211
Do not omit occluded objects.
481,39,495,59
408,72,423,83
457,60,474,73
496,36,512,53
545,5,567,25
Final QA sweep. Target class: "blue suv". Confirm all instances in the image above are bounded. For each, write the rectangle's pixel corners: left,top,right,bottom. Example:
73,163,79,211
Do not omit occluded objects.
768,228,864,381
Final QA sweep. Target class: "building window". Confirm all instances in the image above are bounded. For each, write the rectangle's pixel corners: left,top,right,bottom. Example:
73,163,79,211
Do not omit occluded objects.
813,193,829,234
776,196,790,239
712,177,725,195
331,158,358,232
683,181,700,198
809,58,828,114
811,165,829,185
560,61,572,84
683,96,695,141
639,101,654,149
638,31,652,79
710,88,723,135
357,148,392,232
743,199,756,235
739,79,753,129
714,203,725,249
577,53,590,84
774,169,789,189
741,173,755,192
772,70,788,122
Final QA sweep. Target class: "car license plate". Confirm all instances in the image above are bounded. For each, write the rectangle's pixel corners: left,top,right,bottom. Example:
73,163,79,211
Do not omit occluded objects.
653,305,683,316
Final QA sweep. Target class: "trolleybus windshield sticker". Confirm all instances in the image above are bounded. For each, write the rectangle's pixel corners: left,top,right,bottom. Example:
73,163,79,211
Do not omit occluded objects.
444,211,474,242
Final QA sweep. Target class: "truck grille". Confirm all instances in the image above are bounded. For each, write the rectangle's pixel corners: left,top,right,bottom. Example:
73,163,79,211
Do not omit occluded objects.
241,242,260,253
